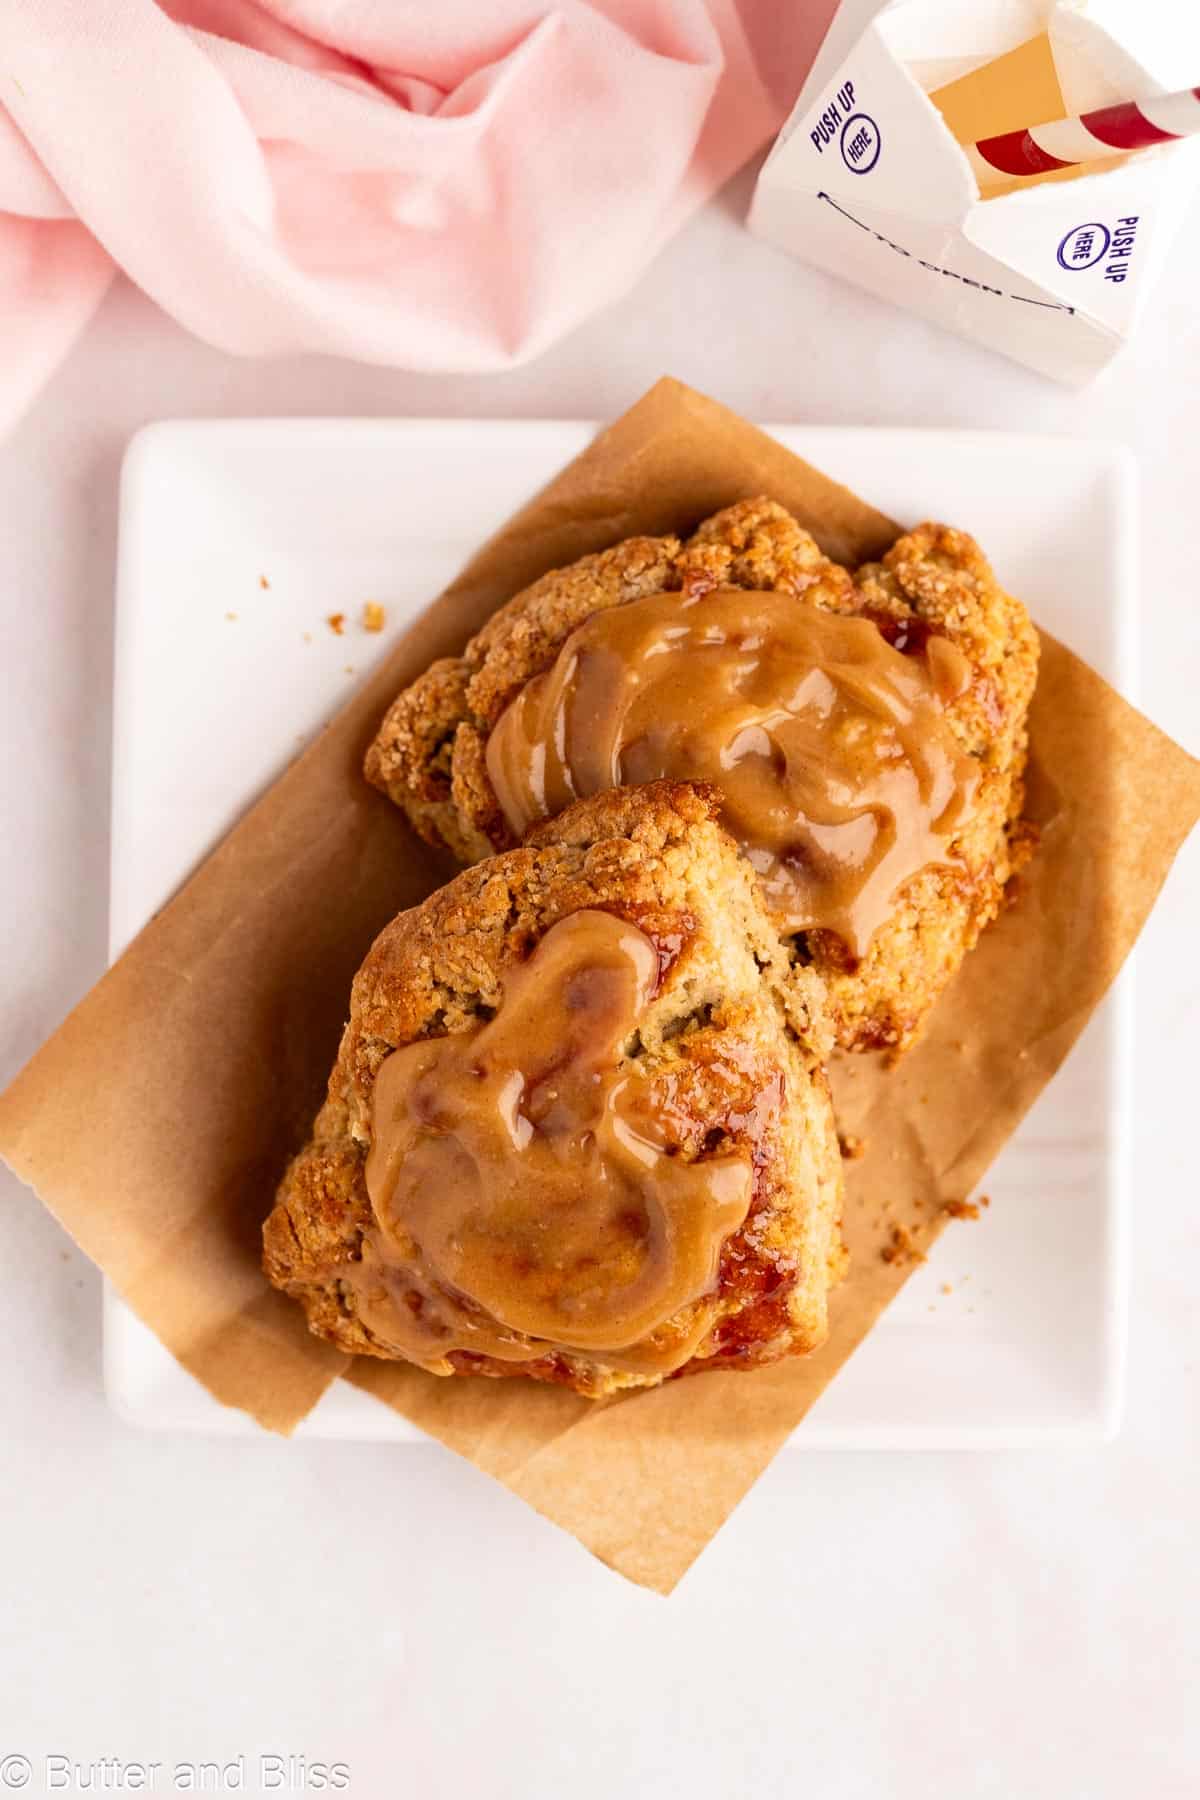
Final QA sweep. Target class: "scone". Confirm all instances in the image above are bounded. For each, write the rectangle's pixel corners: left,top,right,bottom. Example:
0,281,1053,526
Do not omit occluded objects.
264,783,845,1397
366,497,1039,1054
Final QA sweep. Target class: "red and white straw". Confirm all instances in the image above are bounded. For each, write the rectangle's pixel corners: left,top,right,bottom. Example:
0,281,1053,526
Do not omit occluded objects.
967,85,1200,189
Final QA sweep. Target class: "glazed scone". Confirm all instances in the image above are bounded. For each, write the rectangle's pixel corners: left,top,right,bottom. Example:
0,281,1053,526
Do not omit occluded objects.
264,783,845,1398
366,498,1039,1054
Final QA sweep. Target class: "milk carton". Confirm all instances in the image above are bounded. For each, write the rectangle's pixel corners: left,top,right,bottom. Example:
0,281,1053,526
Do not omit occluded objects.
749,0,1200,383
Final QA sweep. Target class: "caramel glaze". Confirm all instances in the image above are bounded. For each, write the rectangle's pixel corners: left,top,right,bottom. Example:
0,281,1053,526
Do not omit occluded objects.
486,588,980,959
346,910,765,1378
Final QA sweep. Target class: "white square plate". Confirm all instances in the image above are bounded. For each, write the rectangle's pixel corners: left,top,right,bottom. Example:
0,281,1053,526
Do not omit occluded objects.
105,420,1136,1446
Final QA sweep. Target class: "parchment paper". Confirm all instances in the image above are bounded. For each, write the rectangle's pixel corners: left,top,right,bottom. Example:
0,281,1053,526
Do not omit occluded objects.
2,381,1198,1593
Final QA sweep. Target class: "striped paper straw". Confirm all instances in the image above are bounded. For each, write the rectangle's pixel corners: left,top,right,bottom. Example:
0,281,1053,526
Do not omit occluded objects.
967,85,1200,190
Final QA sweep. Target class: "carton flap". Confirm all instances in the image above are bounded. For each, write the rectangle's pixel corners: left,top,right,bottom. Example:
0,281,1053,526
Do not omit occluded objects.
880,0,1055,86
764,21,976,224
964,147,1193,330
1053,5,1200,112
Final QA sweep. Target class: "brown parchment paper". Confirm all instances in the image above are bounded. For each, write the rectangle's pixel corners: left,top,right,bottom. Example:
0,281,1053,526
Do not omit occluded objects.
2,380,1198,1594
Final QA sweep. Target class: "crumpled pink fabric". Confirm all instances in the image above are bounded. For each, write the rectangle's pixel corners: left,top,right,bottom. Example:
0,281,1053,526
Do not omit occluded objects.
0,0,799,426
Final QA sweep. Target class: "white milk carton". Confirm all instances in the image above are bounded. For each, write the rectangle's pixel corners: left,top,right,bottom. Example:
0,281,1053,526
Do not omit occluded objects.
749,0,1200,383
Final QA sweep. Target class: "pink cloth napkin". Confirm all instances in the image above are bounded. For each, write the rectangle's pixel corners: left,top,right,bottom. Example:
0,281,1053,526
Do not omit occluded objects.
0,1,830,426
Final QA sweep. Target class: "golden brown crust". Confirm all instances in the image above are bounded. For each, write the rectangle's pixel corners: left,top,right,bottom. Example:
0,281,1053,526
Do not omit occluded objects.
264,781,845,1397
365,499,1039,1055
838,522,1039,1052
673,494,860,609
465,534,681,728
365,535,680,861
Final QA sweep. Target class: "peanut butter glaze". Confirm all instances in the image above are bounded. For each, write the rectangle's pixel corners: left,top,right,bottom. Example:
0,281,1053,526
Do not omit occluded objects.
485,589,980,958
350,910,756,1377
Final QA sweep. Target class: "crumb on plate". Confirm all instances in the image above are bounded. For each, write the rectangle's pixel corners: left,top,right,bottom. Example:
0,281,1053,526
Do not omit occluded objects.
881,1224,925,1267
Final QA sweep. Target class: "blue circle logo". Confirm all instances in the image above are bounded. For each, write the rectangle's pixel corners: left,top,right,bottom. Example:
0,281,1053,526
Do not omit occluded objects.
1056,222,1110,271
840,113,881,175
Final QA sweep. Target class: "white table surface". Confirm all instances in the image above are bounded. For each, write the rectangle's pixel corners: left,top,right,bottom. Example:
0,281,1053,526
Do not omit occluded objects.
3,154,1198,1797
